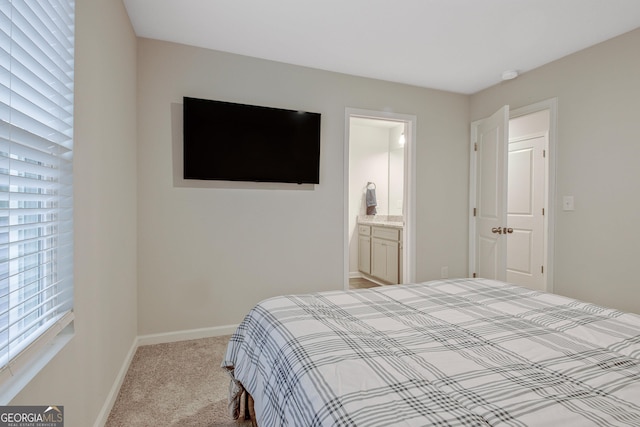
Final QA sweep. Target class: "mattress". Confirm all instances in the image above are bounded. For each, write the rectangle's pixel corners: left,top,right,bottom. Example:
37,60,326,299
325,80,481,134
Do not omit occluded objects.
222,278,640,426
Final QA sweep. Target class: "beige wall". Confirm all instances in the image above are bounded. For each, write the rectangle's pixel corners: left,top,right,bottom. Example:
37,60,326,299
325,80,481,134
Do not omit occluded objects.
471,28,640,314
9,0,139,426
136,38,470,335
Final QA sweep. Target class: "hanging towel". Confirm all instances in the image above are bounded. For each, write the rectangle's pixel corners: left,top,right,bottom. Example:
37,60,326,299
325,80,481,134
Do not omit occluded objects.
366,188,377,215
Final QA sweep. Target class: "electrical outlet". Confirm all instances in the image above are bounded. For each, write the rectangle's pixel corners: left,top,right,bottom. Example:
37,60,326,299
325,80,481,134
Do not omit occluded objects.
441,266,449,279
563,195,575,211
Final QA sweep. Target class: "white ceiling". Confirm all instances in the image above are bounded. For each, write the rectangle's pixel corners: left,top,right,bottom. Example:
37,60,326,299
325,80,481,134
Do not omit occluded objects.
123,0,640,94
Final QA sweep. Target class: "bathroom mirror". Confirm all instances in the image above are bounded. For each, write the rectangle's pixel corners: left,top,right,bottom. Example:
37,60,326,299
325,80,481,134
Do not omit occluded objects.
349,117,405,217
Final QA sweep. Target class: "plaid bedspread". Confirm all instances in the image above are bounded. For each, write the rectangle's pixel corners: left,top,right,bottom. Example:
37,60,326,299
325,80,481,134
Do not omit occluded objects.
222,279,640,426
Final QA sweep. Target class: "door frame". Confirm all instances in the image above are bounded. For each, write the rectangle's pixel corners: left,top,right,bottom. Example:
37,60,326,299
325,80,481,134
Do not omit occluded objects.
469,98,557,292
344,108,417,289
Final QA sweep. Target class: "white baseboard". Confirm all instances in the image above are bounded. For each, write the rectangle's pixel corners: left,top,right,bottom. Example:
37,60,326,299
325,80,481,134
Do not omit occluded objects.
93,324,238,426
93,336,138,427
137,324,238,346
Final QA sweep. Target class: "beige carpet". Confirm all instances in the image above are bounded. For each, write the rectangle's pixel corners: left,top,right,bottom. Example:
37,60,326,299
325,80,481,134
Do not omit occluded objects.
106,335,252,426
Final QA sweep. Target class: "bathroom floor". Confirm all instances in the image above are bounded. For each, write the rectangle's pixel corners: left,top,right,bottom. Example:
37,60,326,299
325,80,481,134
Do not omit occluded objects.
349,277,380,290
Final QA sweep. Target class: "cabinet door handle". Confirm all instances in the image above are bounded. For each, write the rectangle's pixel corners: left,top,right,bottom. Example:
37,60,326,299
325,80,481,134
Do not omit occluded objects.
491,227,503,234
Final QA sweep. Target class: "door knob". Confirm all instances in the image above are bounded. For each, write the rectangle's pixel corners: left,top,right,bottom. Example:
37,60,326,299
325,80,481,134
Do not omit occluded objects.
491,227,513,234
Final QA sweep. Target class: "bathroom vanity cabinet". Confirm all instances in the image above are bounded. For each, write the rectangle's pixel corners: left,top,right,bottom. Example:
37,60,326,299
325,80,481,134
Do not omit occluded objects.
357,218,403,284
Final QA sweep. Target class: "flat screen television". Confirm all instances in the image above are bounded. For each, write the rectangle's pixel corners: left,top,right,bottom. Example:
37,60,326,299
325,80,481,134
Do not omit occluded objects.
183,97,321,184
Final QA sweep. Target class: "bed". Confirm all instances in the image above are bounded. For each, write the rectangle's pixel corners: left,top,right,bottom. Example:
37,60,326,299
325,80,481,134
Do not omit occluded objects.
222,278,640,426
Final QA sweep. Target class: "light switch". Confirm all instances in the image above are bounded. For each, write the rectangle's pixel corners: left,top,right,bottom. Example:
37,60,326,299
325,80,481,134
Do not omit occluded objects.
563,196,574,211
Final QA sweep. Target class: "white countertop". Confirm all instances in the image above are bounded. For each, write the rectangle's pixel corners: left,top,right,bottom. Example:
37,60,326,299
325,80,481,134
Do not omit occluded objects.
357,215,404,229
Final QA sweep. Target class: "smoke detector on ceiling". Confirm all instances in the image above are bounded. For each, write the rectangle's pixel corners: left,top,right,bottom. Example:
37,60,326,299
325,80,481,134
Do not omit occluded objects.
501,70,519,81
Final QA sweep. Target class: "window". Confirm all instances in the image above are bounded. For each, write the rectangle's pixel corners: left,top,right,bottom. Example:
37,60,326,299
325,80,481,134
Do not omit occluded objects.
0,0,74,394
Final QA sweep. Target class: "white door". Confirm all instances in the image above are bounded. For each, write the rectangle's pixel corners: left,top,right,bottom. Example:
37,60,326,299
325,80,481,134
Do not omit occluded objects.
473,106,509,280
506,111,549,291
471,102,555,289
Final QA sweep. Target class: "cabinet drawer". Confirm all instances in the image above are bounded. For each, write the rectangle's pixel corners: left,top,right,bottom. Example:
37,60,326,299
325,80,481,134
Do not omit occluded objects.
358,225,371,236
372,226,399,241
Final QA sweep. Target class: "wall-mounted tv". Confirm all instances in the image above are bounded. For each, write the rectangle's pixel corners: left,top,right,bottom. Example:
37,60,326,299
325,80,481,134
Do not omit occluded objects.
183,97,321,184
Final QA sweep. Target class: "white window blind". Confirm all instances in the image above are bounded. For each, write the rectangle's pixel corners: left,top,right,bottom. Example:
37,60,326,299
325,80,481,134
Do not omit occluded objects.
0,0,74,377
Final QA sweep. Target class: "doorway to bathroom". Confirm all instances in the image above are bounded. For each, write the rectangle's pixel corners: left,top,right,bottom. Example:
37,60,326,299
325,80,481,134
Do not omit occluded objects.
344,108,416,290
